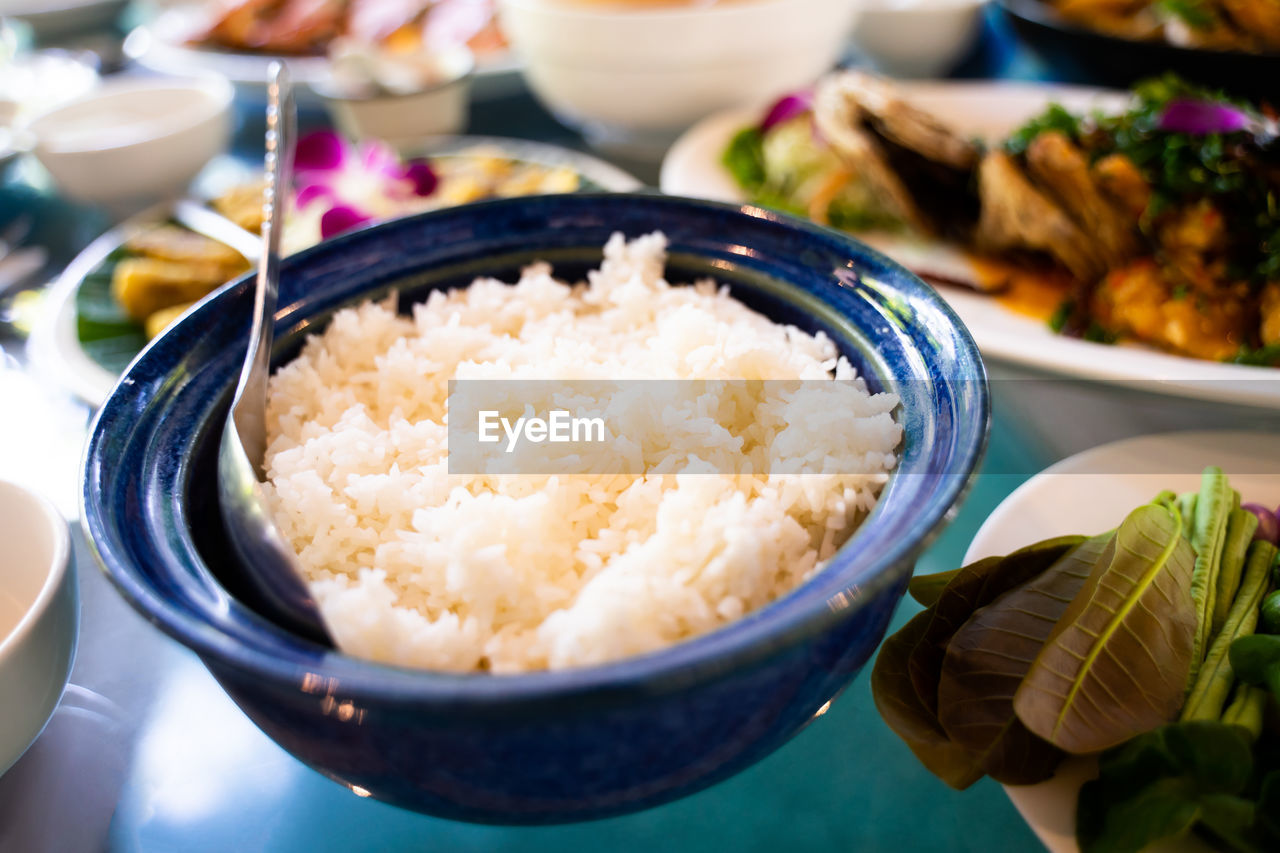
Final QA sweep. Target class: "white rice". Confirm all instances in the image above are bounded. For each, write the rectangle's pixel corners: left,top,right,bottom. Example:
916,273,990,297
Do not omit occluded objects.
263,233,901,673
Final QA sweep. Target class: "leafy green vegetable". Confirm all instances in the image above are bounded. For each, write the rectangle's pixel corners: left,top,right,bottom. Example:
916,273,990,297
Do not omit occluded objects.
1006,74,1280,288
1259,590,1280,634
1077,722,1257,853
1190,468,1233,682
1158,0,1220,31
1005,103,1082,157
1229,633,1280,697
869,610,984,790
908,537,1084,717
936,534,1111,785
1221,685,1267,742
907,569,959,608
1214,509,1262,635
1233,345,1280,368
74,247,147,374
1015,503,1198,753
1182,540,1275,722
721,127,767,192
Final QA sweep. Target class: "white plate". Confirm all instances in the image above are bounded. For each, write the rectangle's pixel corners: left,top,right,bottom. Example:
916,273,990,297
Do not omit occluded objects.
29,140,641,407
963,429,1280,853
124,7,523,102
659,81,1280,410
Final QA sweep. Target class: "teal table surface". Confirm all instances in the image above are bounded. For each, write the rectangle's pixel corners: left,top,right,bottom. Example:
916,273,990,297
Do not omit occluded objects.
0,13,1104,851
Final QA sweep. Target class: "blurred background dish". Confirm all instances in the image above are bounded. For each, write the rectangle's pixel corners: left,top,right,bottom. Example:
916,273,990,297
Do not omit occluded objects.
27,74,233,213
0,479,78,777
0,0,128,42
28,134,642,406
317,45,474,149
849,0,985,78
999,0,1280,99
124,0,521,101
497,0,861,157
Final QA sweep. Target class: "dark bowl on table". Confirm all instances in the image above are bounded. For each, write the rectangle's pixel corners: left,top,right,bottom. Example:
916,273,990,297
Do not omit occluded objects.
80,193,988,824
999,0,1280,101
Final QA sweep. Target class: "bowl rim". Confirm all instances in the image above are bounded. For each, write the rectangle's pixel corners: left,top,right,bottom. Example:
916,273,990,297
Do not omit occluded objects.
313,46,477,103
82,192,989,703
497,0,847,23
28,74,234,155
0,480,72,662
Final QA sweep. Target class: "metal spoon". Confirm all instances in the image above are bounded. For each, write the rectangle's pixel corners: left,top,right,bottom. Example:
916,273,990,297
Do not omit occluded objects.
218,63,333,646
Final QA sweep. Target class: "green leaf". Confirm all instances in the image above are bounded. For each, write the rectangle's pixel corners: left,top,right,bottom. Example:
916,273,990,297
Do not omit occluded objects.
870,610,984,789
74,251,146,373
1254,771,1280,843
1079,777,1201,853
909,536,1085,717
721,126,767,192
1077,722,1255,853
1015,504,1198,753
907,569,960,608
1229,630,1280,699
936,534,1112,785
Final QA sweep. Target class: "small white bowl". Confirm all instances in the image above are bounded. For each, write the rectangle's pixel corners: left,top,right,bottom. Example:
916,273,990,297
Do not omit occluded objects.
499,0,861,156
27,75,233,211
319,48,474,152
850,0,985,78
0,480,78,777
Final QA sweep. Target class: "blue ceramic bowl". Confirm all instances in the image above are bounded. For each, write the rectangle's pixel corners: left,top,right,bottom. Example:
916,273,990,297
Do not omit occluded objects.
82,194,987,824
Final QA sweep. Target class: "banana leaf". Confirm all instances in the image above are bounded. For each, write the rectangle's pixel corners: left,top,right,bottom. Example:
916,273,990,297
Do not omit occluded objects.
908,536,1085,716
936,533,1112,785
1015,503,1198,754
870,609,984,790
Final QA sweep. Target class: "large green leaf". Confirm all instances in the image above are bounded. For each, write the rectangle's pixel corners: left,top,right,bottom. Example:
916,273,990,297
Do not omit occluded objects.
936,534,1112,785
909,536,1085,716
870,609,984,790
1015,504,1198,754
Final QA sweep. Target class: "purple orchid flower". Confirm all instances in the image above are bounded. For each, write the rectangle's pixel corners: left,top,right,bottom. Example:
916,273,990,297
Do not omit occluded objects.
1158,99,1254,135
295,130,347,173
320,204,373,240
401,160,438,197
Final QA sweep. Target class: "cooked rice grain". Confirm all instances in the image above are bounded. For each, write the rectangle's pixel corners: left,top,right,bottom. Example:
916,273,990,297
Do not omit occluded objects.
263,233,900,672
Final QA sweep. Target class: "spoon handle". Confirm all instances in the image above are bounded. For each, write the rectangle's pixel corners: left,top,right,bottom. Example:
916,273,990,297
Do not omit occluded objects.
233,61,295,474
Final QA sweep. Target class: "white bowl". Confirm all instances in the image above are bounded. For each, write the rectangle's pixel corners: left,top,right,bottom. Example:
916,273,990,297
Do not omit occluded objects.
498,0,861,155
850,0,985,78
28,75,233,211
0,480,78,777
319,49,474,152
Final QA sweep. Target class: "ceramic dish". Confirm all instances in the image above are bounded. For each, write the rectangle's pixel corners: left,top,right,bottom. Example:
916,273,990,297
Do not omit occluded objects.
124,7,523,103
964,429,1280,853
850,0,985,78
498,0,860,155
27,75,234,211
0,0,128,40
82,192,987,822
660,80,1280,411
0,480,78,776
999,0,1280,101
29,139,642,407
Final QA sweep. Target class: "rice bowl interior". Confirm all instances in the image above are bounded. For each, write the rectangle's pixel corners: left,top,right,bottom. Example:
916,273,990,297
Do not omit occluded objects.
263,232,903,673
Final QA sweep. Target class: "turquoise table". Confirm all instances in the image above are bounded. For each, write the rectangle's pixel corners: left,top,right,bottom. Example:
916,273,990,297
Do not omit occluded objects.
0,12,1081,850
